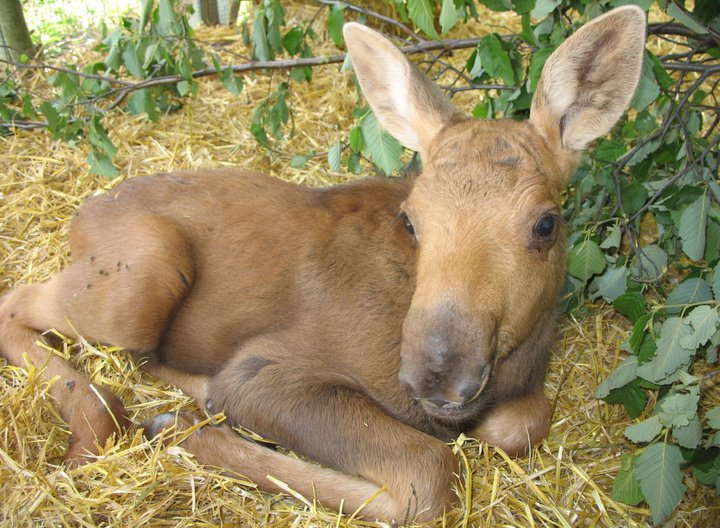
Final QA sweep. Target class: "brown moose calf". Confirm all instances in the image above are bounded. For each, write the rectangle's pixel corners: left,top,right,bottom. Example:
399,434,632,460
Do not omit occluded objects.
0,6,646,523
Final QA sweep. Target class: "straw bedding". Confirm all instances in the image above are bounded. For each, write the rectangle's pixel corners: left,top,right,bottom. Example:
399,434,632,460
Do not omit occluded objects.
1,4,718,526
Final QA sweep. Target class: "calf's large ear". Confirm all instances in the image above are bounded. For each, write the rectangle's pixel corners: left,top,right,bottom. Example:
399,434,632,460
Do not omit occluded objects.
530,6,646,156
343,22,459,155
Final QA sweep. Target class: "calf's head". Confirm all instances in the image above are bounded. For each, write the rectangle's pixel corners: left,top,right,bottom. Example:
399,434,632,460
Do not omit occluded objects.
344,7,646,422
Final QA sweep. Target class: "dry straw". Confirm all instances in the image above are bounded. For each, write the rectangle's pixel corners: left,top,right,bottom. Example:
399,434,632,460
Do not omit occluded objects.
1,3,718,526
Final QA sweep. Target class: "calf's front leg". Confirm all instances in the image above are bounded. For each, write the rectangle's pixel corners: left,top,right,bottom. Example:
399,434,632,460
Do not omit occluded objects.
468,390,552,456
0,288,129,465
145,356,459,523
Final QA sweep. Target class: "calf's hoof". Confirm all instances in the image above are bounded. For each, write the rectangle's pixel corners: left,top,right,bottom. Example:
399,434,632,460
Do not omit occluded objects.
141,412,203,442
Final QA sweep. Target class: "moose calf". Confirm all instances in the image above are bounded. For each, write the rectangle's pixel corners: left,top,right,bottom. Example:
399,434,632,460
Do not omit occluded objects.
0,6,646,523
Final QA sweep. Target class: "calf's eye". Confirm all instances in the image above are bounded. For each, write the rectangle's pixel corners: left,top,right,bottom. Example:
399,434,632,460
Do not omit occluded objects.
534,214,557,238
400,211,415,237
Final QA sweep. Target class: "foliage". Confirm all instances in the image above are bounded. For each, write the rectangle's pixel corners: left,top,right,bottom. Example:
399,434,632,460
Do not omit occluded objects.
1,0,719,524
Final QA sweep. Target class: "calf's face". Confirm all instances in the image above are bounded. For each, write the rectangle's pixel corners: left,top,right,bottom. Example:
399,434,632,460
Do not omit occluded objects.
398,119,568,420
343,5,646,422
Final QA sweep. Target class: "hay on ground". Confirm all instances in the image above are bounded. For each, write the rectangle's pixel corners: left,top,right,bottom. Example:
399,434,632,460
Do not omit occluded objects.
1,4,718,527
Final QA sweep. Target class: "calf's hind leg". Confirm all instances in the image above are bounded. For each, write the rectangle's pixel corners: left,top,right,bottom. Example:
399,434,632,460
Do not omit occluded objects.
142,340,460,522
0,214,194,464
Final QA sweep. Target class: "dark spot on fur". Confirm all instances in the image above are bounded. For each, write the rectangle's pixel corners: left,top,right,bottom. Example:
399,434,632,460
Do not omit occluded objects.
9,313,15,319
66,380,75,391
494,157,521,168
495,137,512,151
178,271,191,291
235,356,275,384
90,256,96,263
86,284,92,289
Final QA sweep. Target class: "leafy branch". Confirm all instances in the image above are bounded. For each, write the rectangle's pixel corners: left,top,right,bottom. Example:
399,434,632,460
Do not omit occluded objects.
1,1,719,523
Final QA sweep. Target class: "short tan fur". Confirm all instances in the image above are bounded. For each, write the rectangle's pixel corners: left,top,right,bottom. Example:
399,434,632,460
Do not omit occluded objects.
0,6,645,523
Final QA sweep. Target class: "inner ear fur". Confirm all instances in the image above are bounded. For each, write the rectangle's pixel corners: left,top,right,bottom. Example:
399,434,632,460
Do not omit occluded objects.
530,6,646,154
343,22,459,154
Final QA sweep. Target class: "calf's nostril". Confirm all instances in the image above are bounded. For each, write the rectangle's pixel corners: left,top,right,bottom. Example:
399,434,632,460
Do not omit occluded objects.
458,381,482,403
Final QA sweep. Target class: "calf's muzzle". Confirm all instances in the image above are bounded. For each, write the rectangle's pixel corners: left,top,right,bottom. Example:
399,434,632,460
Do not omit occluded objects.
399,302,496,418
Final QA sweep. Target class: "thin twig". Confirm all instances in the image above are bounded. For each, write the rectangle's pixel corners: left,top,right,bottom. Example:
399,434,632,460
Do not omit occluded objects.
316,0,425,42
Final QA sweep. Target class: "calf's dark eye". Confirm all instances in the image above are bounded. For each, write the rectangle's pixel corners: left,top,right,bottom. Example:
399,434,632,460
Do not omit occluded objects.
400,211,415,237
534,214,556,238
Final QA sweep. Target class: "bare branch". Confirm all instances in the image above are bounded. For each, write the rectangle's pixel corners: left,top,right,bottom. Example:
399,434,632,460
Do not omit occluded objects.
316,0,425,42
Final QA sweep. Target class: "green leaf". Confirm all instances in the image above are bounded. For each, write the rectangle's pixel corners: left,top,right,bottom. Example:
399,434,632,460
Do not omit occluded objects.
638,333,658,364
219,66,244,96
39,101,60,133
527,46,554,93
87,150,119,178
327,2,345,47
604,381,648,418
531,0,562,20
657,386,700,428
640,317,694,383
713,266,720,300
251,118,270,149
596,356,638,399
631,52,660,111
621,183,648,215
482,0,512,11
282,26,304,56
666,2,708,35
439,0,459,34
707,406,720,429
625,415,662,443
673,415,702,449
127,88,159,121
705,219,720,264
596,139,627,162
139,0,154,31
476,34,515,85
121,42,145,78
692,452,720,486
568,240,606,282
592,265,629,302
635,442,687,525
600,223,622,250
609,0,653,9
328,141,342,172
629,313,652,353
631,245,667,282
252,9,271,61
614,292,646,323
88,117,117,158
679,193,710,261
648,51,674,91
408,0,440,39
177,80,190,96
348,126,363,153
612,454,645,506
680,305,720,349
347,152,361,174
360,112,404,175
290,153,313,169
158,0,181,37
20,93,38,120
665,278,713,315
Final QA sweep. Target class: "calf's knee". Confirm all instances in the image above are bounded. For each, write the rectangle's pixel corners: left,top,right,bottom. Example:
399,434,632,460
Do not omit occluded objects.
469,391,552,456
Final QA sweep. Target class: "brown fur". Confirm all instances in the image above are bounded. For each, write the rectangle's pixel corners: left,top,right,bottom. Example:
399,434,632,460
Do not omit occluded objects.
0,7,646,523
